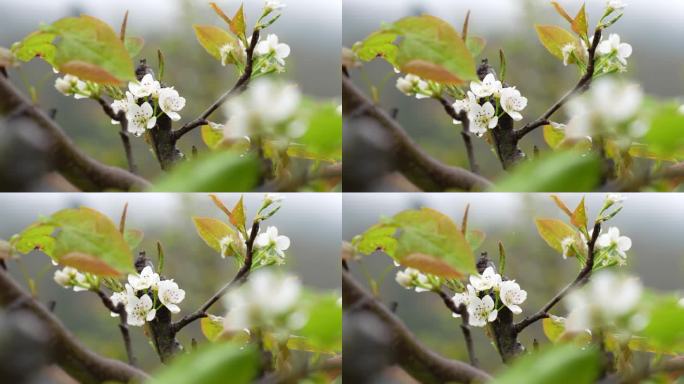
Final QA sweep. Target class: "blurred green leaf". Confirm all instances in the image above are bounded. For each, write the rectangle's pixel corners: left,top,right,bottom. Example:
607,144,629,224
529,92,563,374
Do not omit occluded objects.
642,296,684,352
571,4,588,39
535,218,576,254
148,343,258,384
351,224,398,257
49,207,135,276
193,24,238,61
201,125,224,150
296,101,343,162
201,315,226,342
493,151,601,192
230,4,247,40
352,30,398,64
152,152,260,192
570,197,587,230
11,31,57,65
466,36,487,57
543,124,565,149
10,222,56,257
229,196,246,234
124,229,144,251
535,24,578,61
192,217,235,254
492,344,600,384
466,230,486,251
298,292,342,353
124,36,144,58
644,103,684,157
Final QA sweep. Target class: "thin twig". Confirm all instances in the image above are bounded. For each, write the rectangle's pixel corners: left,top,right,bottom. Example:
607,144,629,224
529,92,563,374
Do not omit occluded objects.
437,290,479,367
173,29,261,142
172,220,260,333
95,289,137,367
515,28,603,140
514,222,601,333
95,97,138,174
438,97,479,174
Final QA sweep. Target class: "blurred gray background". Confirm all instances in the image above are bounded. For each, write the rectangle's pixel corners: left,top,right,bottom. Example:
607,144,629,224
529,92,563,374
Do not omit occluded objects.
343,0,684,181
343,193,684,373
0,0,341,181
0,193,341,371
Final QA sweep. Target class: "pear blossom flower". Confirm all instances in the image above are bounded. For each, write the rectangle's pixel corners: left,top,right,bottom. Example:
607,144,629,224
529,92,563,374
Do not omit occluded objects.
395,267,419,289
223,270,304,335
606,193,626,205
561,43,576,66
499,280,527,314
110,92,136,125
597,34,632,66
264,193,284,205
606,0,627,11
128,266,160,291
467,102,498,136
451,285,477,318
255,226,291,258
54,266,79,287
470,74,502,99
451,91,478,125
129,74,161,99
126,293,156,326
565,271,642,332
54,75,80,96
561,236,575,259
396,74,430,99
500,87,528,121
109,284,135,317
395,268,437,292
467,294,498,327
219,42,248,66
469,266,502,292
158,87,186,121
264,0,286,12
157,279,186,314
596,227,632,264
126,102,156,136
255,34,291,66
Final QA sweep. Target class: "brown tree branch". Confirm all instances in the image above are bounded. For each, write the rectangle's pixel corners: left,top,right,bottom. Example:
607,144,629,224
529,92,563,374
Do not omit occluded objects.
515,28,603,140
438,97,479,174
172,220,261,333
342,269,492,384
436,290,479,367
173,29,261,142
95,97,138,174
0,268,149,384
95,289,137,367
515,222,602,333
342,76,492,192
0,75,151,191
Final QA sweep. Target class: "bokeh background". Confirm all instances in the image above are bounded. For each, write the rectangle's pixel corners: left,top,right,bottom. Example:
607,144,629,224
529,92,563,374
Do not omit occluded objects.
0,193,341,372
343,0,684,185
0,0,341,184
343,193,684,374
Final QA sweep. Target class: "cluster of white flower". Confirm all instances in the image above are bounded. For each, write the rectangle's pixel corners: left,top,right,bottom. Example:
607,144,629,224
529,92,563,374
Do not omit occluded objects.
450,267,528,327
223,269,307,341
395,74,434,99
53,266,98,292
218,79,304,146
596,227,632,266
451,74,528,136
565,271,644,334
54,74,100,99
562,78,643,144
395,267,442,293
108,74,186,137
220,33,290,75
562,33,632,75
109,266,186,327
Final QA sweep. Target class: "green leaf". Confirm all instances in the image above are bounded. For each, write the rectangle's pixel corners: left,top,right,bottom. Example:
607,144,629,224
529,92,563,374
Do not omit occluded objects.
296,101,343,162
352,30,398,64
193,24,238,61
10,222,56,257
148,343,258,384
466,230,486,251
229,196,246,234
152,151,260,192
230,4,247,40
493,151,601,192
124,229,144,250
50,15,135,84
550,195,573,217
551,1,574,24
535,218,576,254
351,224,398,257
124,36,144,58
643,103,684,157
201,315,226,342
49,207,134,276
571,4,588,39
466,36,486,57
11,31,57,65
201,124,224,150
642,296,684,351
391,15,476,84
543,317,566,343
391,208,476,278
543,124,565,149
570,197,587,230
535,24,578,61
209,2,232,25
192,217,236,254
492,344,600,384
298,292,342,353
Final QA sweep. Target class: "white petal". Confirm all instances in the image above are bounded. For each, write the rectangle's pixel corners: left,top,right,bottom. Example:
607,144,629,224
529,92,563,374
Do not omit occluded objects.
276,235,290,250
617,236,632,251
275,43,291,59
508,111,523,121
166,303,180,313
146,308,157,321
618,43,632,59
508,305,522,314
166,111,181,121
488,309,499,322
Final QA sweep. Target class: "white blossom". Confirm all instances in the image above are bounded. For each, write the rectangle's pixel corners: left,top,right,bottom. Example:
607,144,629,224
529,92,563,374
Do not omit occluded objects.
561,43,576,66
467,102,498,136
467,294,498,327
596,227,632,264
451,285,477,318
110,284,135,317
219,42,246,66
500,87,528,121
597,34,632,66
451,91,478,125
606,193,626,205
255,34,291,66
565,271,642,332
264,193,285,205
395,267,419,289
499,280,527,314
255,226,291,259
110,92,136,125
157,279,186,314
55,74,95,99
128,266,160,291
264,0,286,12
561,236,575,259
125,102,157,136
54,266,79,287
470,74,502,99
129,74,161,99
606,0,627,11
469,266,502,292
126,293,156,327
396,74,430,99
158,87,186,121
223,270,305,336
